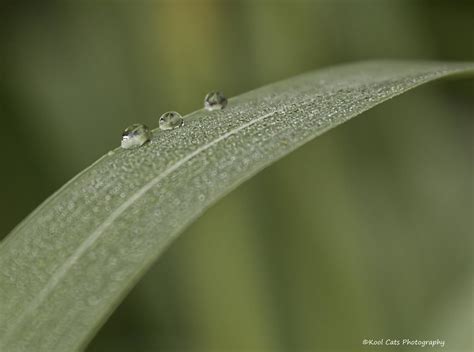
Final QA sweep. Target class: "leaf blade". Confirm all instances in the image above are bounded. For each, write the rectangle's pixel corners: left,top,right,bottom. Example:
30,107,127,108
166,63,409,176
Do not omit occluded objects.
1,61,473,351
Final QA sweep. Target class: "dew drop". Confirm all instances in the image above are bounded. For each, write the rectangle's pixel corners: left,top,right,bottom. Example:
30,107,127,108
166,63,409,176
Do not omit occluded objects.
121,124,151,149
159,111,184,130
204,91,227,111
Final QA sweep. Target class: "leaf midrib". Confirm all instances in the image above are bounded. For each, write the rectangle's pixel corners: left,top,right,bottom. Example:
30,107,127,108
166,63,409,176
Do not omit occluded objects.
3,108,283,339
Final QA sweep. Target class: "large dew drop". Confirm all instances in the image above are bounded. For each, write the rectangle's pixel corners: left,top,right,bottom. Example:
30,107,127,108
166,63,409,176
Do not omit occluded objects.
121,124,151,149
159,111,184,130
204,91,227,111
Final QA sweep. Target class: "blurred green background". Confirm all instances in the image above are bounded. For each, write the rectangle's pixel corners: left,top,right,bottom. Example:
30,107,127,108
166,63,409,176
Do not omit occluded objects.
1,0,473,351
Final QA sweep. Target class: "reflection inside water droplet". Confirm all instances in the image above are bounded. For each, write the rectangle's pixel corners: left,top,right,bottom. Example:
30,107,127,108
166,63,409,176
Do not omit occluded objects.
121,124,151,149
159,111,184,130
204,91,227,111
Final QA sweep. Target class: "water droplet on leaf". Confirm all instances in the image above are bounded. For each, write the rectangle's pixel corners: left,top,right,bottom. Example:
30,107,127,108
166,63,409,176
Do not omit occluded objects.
204,91,227,111
159,111,184,130
121,124,151,149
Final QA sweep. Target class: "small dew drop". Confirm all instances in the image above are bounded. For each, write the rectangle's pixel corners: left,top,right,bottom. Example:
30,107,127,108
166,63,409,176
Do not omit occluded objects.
159,111,184,130
121,124,151,149
204,91,227,111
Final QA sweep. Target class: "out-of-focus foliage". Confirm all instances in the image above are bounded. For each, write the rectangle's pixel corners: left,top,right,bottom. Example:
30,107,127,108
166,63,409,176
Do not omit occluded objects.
0,1,472,351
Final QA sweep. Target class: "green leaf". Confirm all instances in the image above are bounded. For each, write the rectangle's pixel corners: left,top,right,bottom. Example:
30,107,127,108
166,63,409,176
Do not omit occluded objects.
1,61,473,351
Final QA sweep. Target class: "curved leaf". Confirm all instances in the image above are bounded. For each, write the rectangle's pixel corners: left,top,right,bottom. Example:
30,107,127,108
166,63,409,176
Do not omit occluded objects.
0,61,473,351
